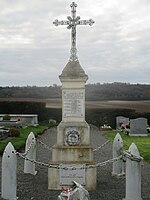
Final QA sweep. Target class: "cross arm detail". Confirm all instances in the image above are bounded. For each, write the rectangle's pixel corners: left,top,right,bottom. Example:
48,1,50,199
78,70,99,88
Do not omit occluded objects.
53,2,94,61
53,18,94,28
53,20,69,26
77,19,94,26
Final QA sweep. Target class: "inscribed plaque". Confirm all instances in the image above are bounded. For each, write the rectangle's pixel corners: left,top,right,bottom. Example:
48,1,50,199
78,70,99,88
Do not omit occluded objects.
59,164,85,185
63,90,84,117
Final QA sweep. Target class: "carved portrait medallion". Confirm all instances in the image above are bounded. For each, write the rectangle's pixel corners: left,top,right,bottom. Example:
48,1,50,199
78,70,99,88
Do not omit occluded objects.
65,127,80,146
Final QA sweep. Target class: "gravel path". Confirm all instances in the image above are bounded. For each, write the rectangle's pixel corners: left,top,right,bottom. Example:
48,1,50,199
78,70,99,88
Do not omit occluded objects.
0,126,150,200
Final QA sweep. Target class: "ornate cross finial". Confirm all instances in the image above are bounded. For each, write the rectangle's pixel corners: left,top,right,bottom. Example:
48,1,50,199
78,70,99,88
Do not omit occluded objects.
53,2,94,62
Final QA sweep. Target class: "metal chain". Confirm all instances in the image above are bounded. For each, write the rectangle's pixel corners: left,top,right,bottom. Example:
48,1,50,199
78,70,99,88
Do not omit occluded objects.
37,138,110,153
93,140,110,152
21,140,35,156
36,138,52,151
94,155,123,168
16,151,122,170
122,150,143,162
16,151,58,169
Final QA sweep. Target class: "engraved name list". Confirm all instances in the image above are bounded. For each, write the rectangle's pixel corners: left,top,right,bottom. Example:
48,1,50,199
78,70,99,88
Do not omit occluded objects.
63,90,84,117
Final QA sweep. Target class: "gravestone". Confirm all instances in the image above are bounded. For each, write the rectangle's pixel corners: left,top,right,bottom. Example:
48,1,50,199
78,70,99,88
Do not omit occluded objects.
48,2,96,190
116,116,129,129
130,117,148,136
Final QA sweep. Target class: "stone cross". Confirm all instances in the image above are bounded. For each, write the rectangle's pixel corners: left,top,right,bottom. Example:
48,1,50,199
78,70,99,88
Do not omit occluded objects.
53,2,94,61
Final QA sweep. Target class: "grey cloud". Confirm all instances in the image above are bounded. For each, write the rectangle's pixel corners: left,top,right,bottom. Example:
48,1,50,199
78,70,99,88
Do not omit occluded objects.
0,0,150,86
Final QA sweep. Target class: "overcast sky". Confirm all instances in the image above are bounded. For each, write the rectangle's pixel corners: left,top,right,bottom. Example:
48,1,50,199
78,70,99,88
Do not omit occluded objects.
0,0,150,86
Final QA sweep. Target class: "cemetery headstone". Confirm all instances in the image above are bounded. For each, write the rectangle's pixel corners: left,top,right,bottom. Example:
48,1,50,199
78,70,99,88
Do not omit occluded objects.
116,116,129,129
130,117,148,136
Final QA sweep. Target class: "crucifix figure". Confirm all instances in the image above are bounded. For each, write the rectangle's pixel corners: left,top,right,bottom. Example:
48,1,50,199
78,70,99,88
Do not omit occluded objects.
53,2,94,62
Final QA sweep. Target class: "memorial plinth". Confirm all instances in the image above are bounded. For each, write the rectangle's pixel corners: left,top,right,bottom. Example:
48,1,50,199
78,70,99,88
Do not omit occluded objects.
48,61,97,190
49,1,96,190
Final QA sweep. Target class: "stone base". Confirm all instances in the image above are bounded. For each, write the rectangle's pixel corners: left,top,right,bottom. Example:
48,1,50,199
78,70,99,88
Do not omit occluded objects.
48,163,97,190
52,145,94,162
123,198,142,200
129,134,148,137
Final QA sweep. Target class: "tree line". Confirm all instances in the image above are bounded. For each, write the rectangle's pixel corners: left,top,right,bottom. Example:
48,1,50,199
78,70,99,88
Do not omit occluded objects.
0,83,150,100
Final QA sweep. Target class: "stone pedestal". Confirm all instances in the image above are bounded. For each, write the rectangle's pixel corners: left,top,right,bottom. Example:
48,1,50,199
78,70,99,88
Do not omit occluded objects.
48,165,96,190
48,61,97,190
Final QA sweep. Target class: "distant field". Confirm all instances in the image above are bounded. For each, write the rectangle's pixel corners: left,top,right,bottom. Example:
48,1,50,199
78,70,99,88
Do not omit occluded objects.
85,100,150,113
0,98,150,113
46,99,150,113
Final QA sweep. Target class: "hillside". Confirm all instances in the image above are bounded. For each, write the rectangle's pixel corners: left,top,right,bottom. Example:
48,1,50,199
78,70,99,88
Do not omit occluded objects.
0,83,150,101
86,83,150,100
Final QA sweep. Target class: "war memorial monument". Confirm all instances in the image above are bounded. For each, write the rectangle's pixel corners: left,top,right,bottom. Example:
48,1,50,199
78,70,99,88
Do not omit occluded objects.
48,2,96,190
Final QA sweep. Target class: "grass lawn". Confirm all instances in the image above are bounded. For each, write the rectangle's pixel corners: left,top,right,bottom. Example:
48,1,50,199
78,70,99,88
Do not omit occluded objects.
0,124,48,154
103,130,150,163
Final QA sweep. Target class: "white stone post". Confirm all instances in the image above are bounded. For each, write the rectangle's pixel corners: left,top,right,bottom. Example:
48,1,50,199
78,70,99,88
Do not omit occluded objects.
1,142,17,200
24,132,37,175
112,133,125,176
124,143,142,200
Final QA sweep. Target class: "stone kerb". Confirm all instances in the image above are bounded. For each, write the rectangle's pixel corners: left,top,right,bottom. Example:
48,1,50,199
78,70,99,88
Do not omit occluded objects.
1,142,17,200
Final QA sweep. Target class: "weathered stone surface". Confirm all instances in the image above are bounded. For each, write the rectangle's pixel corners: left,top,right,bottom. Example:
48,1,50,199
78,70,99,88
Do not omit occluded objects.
1,142,17,200
116,116,129,129
24,132,37,175
130,117,148,136
48,165,97,190
112,133,125,176
57,121,90,146
124,143,142,200
59,61,88,81
48,58,96,189
59,164,86,185
52,145,94,162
